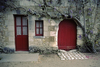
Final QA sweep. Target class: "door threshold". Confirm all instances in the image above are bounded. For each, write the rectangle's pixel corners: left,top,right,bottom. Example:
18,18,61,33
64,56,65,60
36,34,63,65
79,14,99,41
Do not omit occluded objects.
15,51,29,54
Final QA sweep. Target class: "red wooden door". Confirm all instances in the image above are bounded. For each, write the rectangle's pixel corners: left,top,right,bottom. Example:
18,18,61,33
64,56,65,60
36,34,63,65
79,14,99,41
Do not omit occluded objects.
15,16,28,51
58,19,77,50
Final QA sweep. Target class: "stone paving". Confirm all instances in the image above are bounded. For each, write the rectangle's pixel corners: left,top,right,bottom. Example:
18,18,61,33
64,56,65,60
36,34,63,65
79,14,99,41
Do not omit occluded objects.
0,53,39,62
58,50,88,60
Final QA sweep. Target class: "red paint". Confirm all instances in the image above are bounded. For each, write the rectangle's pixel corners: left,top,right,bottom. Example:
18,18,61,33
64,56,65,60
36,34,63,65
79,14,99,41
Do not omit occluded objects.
14,15,28,51
58,19,77,50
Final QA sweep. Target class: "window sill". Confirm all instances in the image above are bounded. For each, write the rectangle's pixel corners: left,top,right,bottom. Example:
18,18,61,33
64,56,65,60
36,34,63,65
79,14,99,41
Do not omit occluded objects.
33,36,45,39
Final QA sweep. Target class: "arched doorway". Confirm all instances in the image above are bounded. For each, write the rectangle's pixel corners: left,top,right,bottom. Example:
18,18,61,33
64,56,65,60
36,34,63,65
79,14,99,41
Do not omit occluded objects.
58,19,77,50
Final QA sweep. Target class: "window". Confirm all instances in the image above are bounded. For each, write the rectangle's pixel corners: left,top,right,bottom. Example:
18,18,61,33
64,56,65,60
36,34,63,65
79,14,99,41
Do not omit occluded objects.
35,20,43,36
15,15,28,35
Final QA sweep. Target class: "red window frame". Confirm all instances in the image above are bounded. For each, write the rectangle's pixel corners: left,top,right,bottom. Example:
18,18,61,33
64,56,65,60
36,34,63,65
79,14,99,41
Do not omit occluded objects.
35,20,43,36
14,15,28,36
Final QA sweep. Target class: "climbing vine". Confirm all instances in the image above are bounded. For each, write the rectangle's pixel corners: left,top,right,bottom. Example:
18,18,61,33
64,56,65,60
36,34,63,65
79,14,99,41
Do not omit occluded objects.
0,0,100,52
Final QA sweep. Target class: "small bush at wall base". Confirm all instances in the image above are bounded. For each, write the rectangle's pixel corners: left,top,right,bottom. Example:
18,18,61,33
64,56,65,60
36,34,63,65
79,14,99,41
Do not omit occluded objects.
0,47,15,54
29,46,59,54
78,44,95,53
40,50,58,55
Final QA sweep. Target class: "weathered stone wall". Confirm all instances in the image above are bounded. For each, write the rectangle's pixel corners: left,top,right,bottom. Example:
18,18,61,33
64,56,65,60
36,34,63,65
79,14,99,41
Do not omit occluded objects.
77,26,83,46
28,16,58,51
0,0,100,53
0,8,16,53
0,12,8,47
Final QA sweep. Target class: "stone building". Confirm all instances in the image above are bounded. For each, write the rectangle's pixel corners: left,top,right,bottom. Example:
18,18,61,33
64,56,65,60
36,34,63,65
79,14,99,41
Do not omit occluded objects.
0,0,100,53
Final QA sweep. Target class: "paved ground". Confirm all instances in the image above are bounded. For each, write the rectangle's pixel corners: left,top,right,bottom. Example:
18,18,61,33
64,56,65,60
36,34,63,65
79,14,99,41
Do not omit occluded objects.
0,53,100,67
0,51,100,67
0,53,39,62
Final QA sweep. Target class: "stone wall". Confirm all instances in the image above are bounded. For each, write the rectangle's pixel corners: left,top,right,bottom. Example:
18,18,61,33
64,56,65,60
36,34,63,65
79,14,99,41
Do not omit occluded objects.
0,0,100,53
0,9,16,53
28,16,58,51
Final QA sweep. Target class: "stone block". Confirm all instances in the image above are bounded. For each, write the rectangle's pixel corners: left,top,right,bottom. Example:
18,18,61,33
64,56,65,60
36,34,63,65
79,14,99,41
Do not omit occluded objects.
20,0,35,6
9,37,15,41
5,44,15,49
50,42,57,47
8,41,15,45
3,42,8,46
43,19,50,26
42,37,49,42
77,39,83,46
29,43,34,46
44,26,48,31
7,20,14,26
77,29,83,34
48,26,55,31
4,37,9,42
44,31,50,36
29,32,34,37
34,39,42,42
50,31,56,36
8,31,14,37
29,41,34,45
5,20,9,26
29,37,34,41
33,39,42,44
51,20,56,26
34,41,42,46
42,42,50,47
7,15,13,20
8,26,14,31
49,36,55,42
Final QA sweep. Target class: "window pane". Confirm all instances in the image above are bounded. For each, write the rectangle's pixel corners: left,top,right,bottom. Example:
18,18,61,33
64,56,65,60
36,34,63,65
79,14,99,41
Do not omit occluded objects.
16,17,21,25
23,27,27,35
17,27,21,35
36,22,39,27
22,17,27,25
40,22,43,27
36,29,39,34
40,28,43,34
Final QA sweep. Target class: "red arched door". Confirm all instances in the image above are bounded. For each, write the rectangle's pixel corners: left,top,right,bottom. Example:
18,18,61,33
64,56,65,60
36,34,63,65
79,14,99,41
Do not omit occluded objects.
58,19,77,50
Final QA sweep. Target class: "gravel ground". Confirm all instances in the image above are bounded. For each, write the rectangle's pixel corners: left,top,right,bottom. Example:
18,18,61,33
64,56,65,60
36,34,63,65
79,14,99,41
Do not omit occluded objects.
0,53,100,67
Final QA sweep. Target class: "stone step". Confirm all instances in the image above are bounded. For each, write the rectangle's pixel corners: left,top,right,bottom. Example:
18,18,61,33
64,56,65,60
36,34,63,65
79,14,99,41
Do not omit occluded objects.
58,51,88,60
